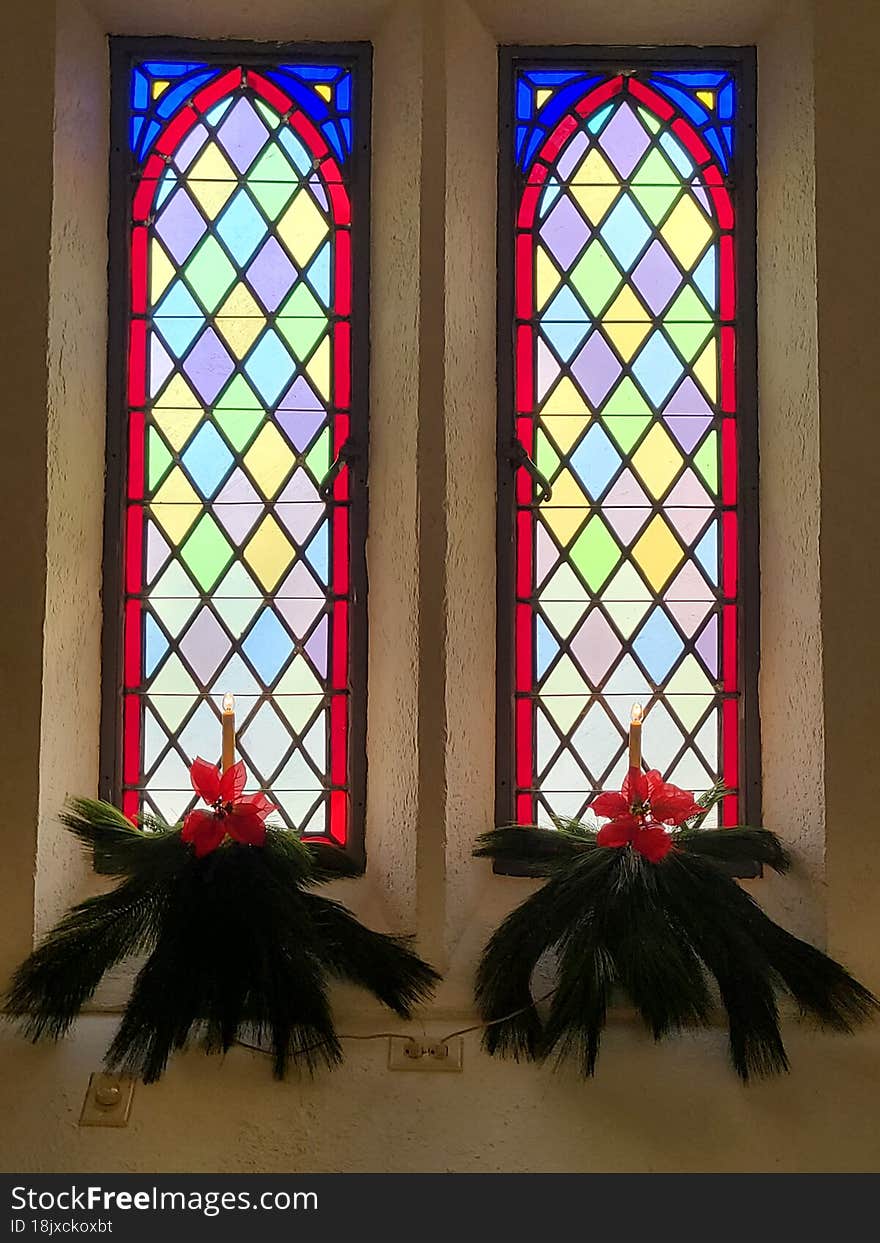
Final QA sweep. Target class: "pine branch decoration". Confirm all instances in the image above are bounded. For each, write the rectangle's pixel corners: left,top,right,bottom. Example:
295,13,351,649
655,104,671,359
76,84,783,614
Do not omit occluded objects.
7,798,439,1083
475,771,877,1082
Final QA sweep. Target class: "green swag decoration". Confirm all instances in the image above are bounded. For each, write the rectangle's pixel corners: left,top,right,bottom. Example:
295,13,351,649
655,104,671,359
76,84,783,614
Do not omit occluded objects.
7,760,438,1083
474,770,877,1082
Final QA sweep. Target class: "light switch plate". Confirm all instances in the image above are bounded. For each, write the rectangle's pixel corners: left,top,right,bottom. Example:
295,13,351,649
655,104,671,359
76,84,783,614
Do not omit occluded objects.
79,1072,135,1127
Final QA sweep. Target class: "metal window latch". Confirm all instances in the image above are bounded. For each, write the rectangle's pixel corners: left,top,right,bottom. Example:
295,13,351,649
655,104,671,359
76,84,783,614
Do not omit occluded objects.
506,439,553,504
320,438,362,500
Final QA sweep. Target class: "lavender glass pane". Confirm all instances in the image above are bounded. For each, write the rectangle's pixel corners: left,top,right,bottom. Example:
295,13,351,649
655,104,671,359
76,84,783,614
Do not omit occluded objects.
277,409,326,452
536,522,557,586
604,506,650,546
174,123,209,172
308,172,329,212
182,328,235,403
146,521,170,583
539,194,590,270
278,469,321,503
246,237,297,312
214,503,262,543
537,338,560,401
556,130,588,181
664,415,712,453
695,614,718,676
663,376,711,416
305,615,328,676
215,467,260,505
666,470,712,508
216,98,269,173
571,610,620,685
155,190,206,264
602,469,650,508
180,607,231,685
277,560,324,598
277,502,323,545
631,239,682,314
571,331,622,406
277,595,323,637
277,375,323,412
598,103,650,178
149,334,174,397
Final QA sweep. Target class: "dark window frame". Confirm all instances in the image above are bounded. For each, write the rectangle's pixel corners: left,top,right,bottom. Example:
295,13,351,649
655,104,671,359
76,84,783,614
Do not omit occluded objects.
495,45,760,874
100,36,372,873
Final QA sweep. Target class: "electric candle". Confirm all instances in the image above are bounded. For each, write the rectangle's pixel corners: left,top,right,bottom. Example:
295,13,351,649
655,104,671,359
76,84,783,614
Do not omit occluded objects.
221,692,236,773
628,702,643,771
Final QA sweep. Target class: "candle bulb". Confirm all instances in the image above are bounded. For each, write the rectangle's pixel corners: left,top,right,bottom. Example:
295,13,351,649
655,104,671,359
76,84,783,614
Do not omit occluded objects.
628,702,643,771
221,692,236,773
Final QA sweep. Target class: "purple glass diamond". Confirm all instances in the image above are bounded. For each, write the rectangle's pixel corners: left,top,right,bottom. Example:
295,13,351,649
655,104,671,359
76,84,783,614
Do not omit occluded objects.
664,415,712,453
216,98,269,173
571,331,622,407
695,615,718,677
182,329,234,404
557,130,588,181
663,376,711,416
539,194,590,271
246,237,297,312
631,239,682,314
180,607,230,684
174,123,208,173
305,615,328,677
155,190,206,264
277,409,326,452
598,103,650,178
278,375,323,411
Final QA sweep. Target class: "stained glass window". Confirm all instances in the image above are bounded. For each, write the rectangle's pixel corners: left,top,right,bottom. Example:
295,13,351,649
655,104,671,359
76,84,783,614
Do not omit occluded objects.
102,43,370,858
498,52,757,832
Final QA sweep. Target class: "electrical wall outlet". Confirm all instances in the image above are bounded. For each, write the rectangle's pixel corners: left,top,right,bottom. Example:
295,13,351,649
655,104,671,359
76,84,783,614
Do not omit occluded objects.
387,1037,463,1072
79,1072,135,1127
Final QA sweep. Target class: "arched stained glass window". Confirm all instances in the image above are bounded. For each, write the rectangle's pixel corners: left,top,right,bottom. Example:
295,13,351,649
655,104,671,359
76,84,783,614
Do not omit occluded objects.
497,50,758,834
101,42,371,863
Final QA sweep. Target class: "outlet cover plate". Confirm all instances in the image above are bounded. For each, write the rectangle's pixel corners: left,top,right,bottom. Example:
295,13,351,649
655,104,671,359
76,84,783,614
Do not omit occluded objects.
79,1073,135,1127
388,1037,463,1072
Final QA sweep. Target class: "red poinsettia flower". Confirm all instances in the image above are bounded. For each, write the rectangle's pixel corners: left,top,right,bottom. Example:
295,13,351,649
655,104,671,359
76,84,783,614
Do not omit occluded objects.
589,767,703,863
181,758,276,858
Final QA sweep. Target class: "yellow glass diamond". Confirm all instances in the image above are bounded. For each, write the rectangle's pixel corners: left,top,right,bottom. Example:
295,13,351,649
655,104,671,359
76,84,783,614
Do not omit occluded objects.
150,467,202,542
153,408,204,452
277,190,328,266
661,196,713,271
149,239,175,306
542,376,590,415
216,283,265,360
187,143,236,219
632,515,684,591
570,149,621,225
243,424,295,499
632,423,682,500
244,515,295,590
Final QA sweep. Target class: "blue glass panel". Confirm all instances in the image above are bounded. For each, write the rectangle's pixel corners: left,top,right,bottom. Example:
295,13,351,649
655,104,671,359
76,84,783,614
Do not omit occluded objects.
695,522,718,584
704,127,727,170
284,64,340,82
132,70,149,110
515,124,527,161
278,127,313,175
144,614,169,679
155,169,177,211
654,71,726,88
306,522,329,584
538,177,562,219
130,115,144,150
570,425,621,500
718,82,735,120
523,127,545,169
600,195,652,271
722,125,734,153
154,281,204,356
541,320,589,363
140,61,208,77
181,423,234,498
306,242,332,307
517,80,532,120
693,249,717,311
336,72,351,112
138,119,161,158
339,118,352,149
523,70,585,86
265,72,330,120
156,72,216,120
633,609,684,682
206,99,233,126
244,331,296,405
632,332,684,407
216,191,268,266
648,81,707,125
321,120,345,161
243,610,294,683
586,103,614,135
536,616,557,679
659,131,694,176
